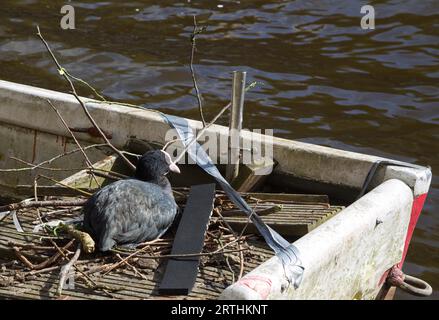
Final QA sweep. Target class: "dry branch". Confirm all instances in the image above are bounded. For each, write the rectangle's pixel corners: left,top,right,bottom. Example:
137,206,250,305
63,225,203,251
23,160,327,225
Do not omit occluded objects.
57,243,81,296
12,239,75,270
190,16,206,127
36,26,136,172
0,199,87,213
37,174,93,197
46,99,100,187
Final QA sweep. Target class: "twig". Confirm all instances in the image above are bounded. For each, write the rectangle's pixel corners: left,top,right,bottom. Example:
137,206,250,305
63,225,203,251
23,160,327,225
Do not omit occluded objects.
7,157,87,172
63,71,107,102
74,274,121,296
111,247,248,261
0,144,108,172
7,241,60,252
103,245,153,276
33,176,67,280
238,200,260,240
190,16,206,127
215,210,245,280
36,26,136,172
115,253,148,281
213,209,236,236
37,174,93,196
238,246,245,280
0,229,63,239
12,239,75,270
25,260,90,276
218,238,235,283
82,263,113,276
170,81,257,166
0,199,87,213
92,168,129,179
46,99,100,187
57,243,81,296
91,99,150,110
33,173,90,286
236,202,260,279
39,208,82,219
87,170,121,182
171,101,231,165
109,238,247,265
27,266,61,275
44,234,116,296
220,204,282,216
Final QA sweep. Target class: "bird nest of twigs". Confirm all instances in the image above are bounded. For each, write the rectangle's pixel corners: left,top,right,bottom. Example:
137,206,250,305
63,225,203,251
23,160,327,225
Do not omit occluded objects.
0,191,271,299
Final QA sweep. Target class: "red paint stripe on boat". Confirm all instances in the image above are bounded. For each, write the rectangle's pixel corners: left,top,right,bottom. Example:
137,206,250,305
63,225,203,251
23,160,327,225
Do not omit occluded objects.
398,193,428,268
379,193,428,286
238,275,272,299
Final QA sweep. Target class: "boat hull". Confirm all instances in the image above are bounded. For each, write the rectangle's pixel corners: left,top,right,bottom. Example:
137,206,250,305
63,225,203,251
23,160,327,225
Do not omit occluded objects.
0,80,432,299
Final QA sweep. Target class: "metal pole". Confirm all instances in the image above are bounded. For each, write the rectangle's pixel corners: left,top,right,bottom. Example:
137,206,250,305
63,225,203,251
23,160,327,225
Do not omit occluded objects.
226,71,246,182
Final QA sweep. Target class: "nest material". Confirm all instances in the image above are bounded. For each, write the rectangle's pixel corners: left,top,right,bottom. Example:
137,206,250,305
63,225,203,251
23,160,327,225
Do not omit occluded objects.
0,191,273,299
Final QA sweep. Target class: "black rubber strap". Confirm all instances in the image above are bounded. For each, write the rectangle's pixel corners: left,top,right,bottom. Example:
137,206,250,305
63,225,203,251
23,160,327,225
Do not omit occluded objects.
164,114,305,288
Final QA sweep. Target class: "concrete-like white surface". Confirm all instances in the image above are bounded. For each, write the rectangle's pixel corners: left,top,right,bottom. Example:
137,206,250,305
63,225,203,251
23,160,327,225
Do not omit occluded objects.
0,80,431,195
220,179,413,299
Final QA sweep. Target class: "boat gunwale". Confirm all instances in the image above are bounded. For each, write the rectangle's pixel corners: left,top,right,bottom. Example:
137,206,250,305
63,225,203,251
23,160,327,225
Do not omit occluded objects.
0,79,432,200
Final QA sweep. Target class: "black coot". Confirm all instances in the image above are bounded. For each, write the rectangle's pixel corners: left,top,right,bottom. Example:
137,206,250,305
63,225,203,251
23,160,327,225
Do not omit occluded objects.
82,150,180,251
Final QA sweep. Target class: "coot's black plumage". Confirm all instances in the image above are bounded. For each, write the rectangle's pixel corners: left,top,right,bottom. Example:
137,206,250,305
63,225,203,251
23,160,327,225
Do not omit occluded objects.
82,150,180,251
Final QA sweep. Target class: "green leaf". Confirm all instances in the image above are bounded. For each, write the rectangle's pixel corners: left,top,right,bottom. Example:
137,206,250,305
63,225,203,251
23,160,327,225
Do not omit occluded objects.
245,81,263,92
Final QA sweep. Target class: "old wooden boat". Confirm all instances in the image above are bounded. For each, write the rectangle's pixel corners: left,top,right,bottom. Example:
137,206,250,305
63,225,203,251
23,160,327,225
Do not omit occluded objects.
0,79,432,299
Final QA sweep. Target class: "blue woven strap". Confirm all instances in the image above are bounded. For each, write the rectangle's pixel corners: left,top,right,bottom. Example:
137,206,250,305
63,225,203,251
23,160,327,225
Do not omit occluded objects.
163,114,304,288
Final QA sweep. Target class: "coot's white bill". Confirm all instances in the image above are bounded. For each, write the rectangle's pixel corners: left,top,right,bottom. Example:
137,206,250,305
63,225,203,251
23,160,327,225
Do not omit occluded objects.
161,150,181,174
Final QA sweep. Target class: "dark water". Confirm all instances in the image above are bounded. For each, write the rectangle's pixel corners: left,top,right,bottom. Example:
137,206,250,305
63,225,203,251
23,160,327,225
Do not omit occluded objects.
0,0,438,299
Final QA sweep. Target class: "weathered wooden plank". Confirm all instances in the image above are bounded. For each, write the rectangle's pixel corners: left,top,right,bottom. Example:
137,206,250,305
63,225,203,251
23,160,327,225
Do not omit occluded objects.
230,160,275,192
243,192,329,204
159,184,216,295
0,232,274,300
221,193,343,237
